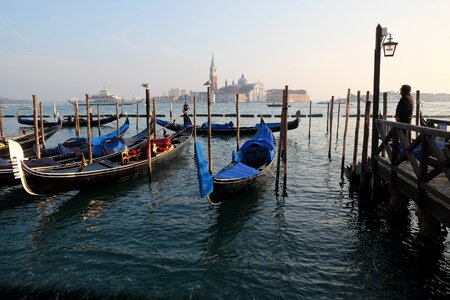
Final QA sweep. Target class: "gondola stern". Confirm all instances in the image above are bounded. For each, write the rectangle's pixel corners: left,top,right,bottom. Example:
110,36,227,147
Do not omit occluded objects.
8,140,40,196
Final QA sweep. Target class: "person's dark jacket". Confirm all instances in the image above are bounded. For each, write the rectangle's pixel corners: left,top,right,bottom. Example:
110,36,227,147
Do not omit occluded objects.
395,94,414,123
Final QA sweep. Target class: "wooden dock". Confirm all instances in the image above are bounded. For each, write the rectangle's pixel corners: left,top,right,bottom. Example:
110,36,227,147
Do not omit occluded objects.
371,119,450,242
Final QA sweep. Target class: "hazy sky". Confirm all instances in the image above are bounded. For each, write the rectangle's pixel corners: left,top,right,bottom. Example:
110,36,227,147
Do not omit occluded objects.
1,0,449,101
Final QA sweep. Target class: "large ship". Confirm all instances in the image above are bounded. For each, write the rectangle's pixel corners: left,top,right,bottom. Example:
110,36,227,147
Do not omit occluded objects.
68,89,144,106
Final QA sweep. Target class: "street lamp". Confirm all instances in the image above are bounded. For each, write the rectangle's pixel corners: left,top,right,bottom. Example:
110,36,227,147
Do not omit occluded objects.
382,33,398,57
371,24,398,195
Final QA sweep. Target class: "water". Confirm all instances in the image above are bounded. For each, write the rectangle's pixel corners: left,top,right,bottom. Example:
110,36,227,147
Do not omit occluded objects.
0,101,449,298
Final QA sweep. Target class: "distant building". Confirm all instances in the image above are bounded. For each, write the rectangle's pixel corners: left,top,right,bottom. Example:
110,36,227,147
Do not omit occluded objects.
215,74,266,103
266,89,310,103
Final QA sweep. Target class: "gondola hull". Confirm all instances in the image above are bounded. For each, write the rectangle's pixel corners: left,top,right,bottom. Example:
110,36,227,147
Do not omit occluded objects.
18,114,124,128
11,117,192,195
209,159,275,203
157,110,300,135
1,118,151,187
0,120,62,159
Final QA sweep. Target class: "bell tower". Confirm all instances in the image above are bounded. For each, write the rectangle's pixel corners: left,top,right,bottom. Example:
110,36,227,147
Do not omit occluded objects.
209,53,218,92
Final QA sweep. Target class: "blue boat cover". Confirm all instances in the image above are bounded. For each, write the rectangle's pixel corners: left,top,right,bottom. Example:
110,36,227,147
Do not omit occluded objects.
102,139,126,155
239,122,275,153
215,162,260,179
63,120,129,147
194,141,213,197
201,121,234,129
399,139,446,159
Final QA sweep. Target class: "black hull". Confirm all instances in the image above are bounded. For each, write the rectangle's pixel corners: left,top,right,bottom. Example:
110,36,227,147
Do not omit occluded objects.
2,120,152,187
157,112,299,136
209,160,275,204
0,121,61,159
18,114,123,128
17,119,192,195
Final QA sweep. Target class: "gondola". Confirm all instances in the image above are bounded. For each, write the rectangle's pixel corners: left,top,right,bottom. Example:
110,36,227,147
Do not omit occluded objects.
0,117,62,159
195,119,276,204
39,117,130,157
10,114,192,195
158,110,300,135
1,117,152,187
17,113,124,128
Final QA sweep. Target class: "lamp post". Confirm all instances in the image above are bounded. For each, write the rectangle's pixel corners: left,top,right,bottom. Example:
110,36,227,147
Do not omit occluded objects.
371,24,398,193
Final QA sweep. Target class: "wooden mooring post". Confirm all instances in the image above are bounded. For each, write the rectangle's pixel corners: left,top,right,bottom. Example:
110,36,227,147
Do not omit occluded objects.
336,99,341,141
86,94,92,164
308,101,312,141
136,103,139,131
0,103,4,138
97,104,101,136
328,96,334,160
39,102,45,148
74,101,80,138
32,95,40,159
326,102,329,134
415,90,420,138
282,86,289,194
351,91,361,179
340,89,350,179
359,93,371,194
145,88,152,182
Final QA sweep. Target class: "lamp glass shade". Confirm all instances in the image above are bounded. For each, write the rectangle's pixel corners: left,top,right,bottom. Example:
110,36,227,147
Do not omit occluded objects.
383,41,398,57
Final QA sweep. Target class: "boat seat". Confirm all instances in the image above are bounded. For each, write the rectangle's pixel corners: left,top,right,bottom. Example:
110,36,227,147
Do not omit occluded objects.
121,148,140,164
142,138,172,157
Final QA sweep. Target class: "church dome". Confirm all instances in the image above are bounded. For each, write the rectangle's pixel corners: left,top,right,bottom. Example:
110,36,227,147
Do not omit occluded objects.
238,74,248,86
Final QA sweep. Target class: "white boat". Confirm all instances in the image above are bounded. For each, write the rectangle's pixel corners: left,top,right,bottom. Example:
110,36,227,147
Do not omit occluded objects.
68,89,144,106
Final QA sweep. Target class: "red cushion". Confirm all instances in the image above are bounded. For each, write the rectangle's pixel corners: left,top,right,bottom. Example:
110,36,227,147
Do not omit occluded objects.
151,138,171,148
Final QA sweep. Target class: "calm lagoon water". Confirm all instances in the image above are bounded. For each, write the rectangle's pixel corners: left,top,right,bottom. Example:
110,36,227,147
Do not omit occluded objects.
0,101,449,298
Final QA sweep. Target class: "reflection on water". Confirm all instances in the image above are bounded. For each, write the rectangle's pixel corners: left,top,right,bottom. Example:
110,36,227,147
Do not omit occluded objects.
203,189,259,261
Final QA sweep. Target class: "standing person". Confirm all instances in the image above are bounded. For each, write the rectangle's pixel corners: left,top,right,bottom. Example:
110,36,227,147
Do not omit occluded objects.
395,84,414,140
395,84,414,124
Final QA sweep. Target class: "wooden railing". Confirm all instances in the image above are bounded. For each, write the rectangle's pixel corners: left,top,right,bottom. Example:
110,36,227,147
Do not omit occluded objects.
374,119,450,204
